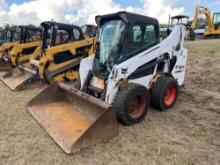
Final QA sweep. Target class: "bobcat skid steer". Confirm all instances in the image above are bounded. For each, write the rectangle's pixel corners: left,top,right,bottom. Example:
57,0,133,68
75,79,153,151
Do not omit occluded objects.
27,12,188,154
1,21,96,91
0,28,20,71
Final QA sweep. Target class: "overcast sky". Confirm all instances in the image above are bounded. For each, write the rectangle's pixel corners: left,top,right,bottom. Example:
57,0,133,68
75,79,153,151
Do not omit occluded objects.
0,0,219,26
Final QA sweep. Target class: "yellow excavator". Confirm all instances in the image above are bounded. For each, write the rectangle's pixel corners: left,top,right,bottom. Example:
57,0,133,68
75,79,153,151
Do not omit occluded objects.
0,27,21,71
1,21,96,90
190,6,220,39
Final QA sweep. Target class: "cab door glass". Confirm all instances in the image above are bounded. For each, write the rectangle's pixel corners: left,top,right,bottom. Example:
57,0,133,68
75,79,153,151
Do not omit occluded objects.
143,25,157,46
26,30,41,42
128,23,157,56
73,29,81,40
213,13,220,29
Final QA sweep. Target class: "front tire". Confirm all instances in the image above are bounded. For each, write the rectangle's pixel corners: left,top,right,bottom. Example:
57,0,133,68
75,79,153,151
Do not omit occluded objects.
113,83,150,126
151,76,178,111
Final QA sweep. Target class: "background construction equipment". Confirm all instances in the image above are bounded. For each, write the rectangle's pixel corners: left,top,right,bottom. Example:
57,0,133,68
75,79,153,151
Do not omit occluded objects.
190,6,220,40
1,22,96,91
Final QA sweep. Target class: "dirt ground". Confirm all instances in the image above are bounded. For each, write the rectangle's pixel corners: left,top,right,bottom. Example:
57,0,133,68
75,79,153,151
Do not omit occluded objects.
0,39,220,165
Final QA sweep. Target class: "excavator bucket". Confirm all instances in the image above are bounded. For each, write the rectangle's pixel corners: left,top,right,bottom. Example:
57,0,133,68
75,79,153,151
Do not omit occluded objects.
0,59,13,71
26,82,118,154
1,67,38,91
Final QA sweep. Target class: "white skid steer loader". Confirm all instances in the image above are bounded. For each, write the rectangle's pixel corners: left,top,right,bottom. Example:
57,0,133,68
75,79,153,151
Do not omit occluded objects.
27,12,188,154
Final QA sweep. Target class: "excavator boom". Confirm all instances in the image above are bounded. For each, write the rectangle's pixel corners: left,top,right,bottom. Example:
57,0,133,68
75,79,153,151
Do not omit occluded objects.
190,6,220,38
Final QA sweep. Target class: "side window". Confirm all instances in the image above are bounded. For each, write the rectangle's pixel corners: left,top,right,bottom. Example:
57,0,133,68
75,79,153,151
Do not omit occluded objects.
133,25,142,43
73,29,81,40
13,31,21,41
143,25,156,45
56,30,68,45
128,23,157,55
28,30,41,42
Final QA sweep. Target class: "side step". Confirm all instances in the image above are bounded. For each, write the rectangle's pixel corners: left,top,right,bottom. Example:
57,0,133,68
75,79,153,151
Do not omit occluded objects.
27,82,118,154
1,67,38,91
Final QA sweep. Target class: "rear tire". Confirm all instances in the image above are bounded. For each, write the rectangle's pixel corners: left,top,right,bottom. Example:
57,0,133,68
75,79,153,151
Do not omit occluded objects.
113,83,150,126
151,76,178,111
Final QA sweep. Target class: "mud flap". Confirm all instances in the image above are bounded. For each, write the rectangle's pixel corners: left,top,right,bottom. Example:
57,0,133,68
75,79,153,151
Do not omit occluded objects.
0,59,13,71
1,67,38,91
27,82,118,154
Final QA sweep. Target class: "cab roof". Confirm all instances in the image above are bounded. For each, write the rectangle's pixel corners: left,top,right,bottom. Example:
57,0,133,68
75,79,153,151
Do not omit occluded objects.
41,21,82,32
171,15,189,19
19,25,42,32
95,11,159,26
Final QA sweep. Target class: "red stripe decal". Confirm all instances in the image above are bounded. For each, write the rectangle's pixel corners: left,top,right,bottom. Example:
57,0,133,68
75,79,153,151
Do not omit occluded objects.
141,46,160,57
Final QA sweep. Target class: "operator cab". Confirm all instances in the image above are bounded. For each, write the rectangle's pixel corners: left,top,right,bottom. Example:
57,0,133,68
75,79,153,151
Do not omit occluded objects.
165,15,189,37
2,26,41,44
94,11,160,79
19,26,42,44
41,21,84,52
171,15,189,26
213,12,220,30
6,27,21,42
84,12,160,99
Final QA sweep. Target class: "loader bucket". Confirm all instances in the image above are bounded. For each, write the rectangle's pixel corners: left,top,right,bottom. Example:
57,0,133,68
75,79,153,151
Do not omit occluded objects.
1,67,37,91
0,59,13,71
27,82,118,154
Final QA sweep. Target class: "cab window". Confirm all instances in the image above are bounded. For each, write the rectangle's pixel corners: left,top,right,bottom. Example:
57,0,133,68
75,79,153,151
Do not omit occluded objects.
128,23,157,55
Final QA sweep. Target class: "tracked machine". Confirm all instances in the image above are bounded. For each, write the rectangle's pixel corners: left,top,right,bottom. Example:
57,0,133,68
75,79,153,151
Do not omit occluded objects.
0,26,42,71
27,12,188,154
0,27,21,71
1,21,96,90
8,26,42,68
